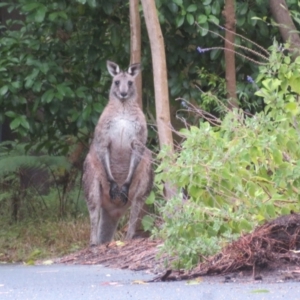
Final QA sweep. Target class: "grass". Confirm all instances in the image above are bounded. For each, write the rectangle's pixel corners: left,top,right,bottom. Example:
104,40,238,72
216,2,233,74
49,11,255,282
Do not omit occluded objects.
0,217,90,263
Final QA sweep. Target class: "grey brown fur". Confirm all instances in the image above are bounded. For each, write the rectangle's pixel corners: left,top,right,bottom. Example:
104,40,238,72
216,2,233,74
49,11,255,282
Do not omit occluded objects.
83,61,153,245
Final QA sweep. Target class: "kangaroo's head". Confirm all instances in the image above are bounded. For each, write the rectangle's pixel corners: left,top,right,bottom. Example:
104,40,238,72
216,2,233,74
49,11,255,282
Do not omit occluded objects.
107,60,140,103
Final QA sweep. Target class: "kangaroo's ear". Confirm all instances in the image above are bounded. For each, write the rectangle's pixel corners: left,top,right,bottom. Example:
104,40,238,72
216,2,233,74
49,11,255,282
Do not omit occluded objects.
107,61,120,76
128,63,141,77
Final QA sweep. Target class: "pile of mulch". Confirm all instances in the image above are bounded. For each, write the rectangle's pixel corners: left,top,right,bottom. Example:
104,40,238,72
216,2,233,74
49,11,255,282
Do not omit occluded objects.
168,212,300,282
55,238,165,273
55,213,300,282
194,213,300,275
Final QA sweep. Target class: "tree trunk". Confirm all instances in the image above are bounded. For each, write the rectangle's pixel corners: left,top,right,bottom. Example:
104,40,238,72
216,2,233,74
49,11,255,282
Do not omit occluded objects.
140,0,173,149
223,0,238,108
141,0,174,199
129,0,143,109
269,0,300,59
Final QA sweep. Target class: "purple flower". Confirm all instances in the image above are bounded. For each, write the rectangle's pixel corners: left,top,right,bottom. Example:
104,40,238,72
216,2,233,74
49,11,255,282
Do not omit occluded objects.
197,46,209,54
246,75,255,84
181,100,188,108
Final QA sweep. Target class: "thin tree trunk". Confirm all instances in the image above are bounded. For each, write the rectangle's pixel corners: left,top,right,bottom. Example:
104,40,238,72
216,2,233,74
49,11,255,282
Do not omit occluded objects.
223,0,238,108
140,0,173,149
130,0,150,229
269,0,300,59
141,0,174,199
129,0,143,109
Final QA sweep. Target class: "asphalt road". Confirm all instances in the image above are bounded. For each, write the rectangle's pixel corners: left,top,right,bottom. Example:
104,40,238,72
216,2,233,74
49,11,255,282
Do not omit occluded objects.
0,264,300,300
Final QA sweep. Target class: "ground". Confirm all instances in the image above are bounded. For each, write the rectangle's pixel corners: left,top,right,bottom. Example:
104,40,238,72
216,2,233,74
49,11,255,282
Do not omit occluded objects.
53,213,300,283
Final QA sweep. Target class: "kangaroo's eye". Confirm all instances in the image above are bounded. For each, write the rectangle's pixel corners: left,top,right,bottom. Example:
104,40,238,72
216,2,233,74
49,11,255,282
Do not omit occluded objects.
115,80,120,86
128,81,133,87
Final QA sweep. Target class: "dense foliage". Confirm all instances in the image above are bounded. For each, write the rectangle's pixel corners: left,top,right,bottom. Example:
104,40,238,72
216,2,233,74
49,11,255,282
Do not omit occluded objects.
155,42,300,269
0,0,135,153
1,0,300,264
1,0,299,153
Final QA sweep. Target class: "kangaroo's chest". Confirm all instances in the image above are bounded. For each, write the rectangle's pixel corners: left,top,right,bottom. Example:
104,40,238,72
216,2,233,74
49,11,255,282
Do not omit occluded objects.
109,117,140,148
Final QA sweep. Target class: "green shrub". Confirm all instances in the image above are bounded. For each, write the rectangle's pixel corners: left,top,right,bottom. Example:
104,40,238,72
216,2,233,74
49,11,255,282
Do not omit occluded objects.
155,41,300,269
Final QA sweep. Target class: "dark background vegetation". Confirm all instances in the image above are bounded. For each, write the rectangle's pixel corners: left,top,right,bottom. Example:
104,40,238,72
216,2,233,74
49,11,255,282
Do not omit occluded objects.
0,0,299,264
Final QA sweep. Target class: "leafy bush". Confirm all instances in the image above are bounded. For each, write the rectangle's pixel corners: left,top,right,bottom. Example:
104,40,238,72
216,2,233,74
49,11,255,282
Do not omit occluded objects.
0,140,86,221
155,41,300,269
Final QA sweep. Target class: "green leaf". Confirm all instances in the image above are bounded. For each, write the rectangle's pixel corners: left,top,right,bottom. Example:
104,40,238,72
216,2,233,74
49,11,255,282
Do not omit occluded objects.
92,102,103,113
39,63,49,75
145,191,155,205
290,76,300,94
295,56,300,64
272,149,282,164
10,117,21,130
20,116,30,130
22,3,41,11
0,3,9,8
197,14,207,24
102,2,113,14
41,89,55,103
167,3,178,13
58,11,68,20
239,219,252,232
141,215,155,232
11,81,22,89
82,105,92,120
56,84,74,98
210,49,221,60
186,4,197,12
35,6,47,23
285,102,298,115
265,204,276,218
87,0,96,8
262,78,281,91
172,0,183,6
25,68,39,82
0,85,8,96
211,1,220,15
186,13,194,25
202,0,212,5
5,111,16,118
237,16,246,27
246,12,256,26
76,86,88,98
239,3,248,15
48,12,59,21
175,15,185,27
199,22,209,36
208,15,219,25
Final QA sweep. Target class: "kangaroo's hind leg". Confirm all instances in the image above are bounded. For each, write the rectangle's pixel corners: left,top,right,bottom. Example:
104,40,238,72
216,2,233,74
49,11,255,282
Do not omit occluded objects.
84,176,102,246
126,150,154,240
98,207,120,244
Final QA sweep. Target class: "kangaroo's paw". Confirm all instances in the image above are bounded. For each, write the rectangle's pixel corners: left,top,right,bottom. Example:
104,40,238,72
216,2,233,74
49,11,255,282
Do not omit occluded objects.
120,184,129,205
109,181,119,200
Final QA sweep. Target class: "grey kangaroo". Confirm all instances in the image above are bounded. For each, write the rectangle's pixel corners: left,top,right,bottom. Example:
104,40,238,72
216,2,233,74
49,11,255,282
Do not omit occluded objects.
83,60,153,245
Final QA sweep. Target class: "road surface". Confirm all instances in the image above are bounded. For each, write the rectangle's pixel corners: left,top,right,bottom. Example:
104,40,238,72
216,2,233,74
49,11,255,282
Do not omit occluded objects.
0,264,299,300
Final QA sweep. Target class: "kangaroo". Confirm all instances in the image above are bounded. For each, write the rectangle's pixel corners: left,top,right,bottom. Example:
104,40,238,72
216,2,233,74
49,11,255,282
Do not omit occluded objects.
83,60,153,246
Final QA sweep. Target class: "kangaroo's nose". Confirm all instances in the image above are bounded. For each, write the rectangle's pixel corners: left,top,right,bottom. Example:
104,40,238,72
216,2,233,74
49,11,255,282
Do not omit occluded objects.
120,92,127,98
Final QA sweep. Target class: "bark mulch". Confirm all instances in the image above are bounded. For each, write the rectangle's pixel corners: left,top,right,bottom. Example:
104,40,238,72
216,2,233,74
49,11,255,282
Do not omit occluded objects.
55,213,300,282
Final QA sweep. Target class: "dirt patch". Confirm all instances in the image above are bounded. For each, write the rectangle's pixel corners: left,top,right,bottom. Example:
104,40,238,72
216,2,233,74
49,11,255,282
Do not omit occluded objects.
54,213,300,283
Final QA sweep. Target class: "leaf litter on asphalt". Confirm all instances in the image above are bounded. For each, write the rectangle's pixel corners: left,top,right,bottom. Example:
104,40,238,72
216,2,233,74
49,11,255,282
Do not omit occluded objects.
251,289,270,293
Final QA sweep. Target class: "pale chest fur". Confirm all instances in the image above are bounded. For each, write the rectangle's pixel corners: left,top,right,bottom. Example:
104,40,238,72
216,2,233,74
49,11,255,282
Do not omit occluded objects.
109,116,144,150
96,105,147,184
